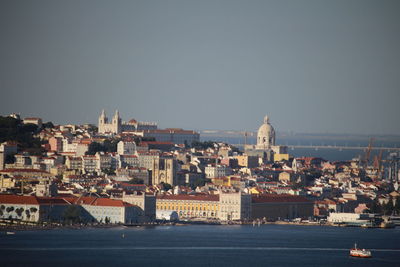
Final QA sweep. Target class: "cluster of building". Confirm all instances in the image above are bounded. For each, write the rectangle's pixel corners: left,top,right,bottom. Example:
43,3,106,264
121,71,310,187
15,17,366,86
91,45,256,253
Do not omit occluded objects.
0,112,399,226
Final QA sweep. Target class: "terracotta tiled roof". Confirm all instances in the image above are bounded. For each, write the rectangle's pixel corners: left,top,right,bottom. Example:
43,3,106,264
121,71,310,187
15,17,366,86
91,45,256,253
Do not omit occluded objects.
0,168,51,174
73,196,133,207
140,141,174,145
36,197,70,205
0,194,40,205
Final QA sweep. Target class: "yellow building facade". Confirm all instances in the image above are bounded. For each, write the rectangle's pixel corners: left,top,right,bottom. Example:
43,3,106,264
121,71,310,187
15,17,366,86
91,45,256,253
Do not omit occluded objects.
156,194,220,219
274,153,289,162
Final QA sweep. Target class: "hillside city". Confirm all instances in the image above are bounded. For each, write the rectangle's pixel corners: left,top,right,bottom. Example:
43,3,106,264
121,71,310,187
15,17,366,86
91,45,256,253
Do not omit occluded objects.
0,111,399,229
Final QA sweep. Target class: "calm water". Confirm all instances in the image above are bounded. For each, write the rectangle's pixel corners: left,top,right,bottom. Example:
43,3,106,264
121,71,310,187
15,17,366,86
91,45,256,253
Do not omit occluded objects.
1,225,399,267
200,135,400,161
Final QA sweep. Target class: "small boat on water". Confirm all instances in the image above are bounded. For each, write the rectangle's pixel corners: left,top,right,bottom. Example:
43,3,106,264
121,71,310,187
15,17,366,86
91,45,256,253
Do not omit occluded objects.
6,232,15,235
350,243,371,258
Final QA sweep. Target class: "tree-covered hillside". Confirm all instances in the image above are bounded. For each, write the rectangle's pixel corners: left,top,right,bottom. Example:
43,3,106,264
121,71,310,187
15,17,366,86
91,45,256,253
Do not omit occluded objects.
0,116,44,154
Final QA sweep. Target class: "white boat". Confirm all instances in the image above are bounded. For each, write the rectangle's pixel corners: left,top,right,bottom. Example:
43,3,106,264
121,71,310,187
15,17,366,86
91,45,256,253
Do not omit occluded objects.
350,243,371,258
6,232,15,235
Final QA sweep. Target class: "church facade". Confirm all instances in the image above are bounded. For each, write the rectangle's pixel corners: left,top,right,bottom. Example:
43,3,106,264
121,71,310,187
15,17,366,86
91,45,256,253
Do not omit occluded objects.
98,110,157,135
98,110,121,134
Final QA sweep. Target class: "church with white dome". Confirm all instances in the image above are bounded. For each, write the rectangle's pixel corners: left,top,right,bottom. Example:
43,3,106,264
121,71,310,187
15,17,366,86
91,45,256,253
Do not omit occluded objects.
256,115,275,150
245,115,287,163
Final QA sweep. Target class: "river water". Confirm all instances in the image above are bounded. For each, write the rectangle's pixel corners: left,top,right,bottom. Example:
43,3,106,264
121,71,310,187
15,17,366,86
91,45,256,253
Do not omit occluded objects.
1,225,399,266
200,135,400,161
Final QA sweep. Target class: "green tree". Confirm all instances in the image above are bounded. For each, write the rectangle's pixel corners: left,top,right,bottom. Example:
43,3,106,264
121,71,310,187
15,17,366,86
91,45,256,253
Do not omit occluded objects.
102,168,115,176
103,139,119,152
161,182,172,191
5,154,15,164
86,142,104,155
15,207,24,217
383,197,394,215
191,141,215,150
42,121,54,129
6,206,14,213
190,178,210,190
30,207,38,213
369,199,382,214
0,116,44,154
128,177,144,184
395,197,400,214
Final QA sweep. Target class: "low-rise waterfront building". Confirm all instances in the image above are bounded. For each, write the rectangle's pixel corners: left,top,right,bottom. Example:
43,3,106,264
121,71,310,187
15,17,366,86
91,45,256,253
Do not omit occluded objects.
156,194,220,219
251,194,314,220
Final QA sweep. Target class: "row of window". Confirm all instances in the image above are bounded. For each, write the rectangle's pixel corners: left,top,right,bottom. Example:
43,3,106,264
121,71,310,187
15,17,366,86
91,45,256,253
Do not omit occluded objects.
157,204,218,211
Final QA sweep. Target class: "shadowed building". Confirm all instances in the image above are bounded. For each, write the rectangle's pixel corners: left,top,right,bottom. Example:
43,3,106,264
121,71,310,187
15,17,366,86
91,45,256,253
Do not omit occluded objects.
251,194,313,220
152,157,181,185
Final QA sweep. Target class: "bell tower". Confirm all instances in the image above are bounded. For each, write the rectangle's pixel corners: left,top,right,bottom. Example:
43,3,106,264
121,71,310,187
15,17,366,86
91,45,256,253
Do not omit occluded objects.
112,110,122,134
98,110,108,133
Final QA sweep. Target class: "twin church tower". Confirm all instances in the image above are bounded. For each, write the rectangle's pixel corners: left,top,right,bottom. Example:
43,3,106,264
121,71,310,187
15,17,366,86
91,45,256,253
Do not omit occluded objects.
98,110,122,134
98,110,158,134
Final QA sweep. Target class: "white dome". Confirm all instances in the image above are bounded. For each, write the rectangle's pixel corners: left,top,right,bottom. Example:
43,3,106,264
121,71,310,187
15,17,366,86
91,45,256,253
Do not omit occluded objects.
256,115,275,149
258,123,273,136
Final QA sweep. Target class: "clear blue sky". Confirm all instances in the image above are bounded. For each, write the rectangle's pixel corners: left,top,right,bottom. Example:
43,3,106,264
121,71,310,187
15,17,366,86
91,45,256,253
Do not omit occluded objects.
1,0,399,134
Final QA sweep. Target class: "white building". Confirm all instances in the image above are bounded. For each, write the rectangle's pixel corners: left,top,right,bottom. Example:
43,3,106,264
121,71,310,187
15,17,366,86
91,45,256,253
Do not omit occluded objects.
327,212,371,224
219,191,252,221
98,110,157,135
121,192,156,222
23,117,42,128
137,151,160,170
117,141,136,155
82,155,98,173
205,165,232,179
75,196,141,224
118,155,139,168
95,152,112,171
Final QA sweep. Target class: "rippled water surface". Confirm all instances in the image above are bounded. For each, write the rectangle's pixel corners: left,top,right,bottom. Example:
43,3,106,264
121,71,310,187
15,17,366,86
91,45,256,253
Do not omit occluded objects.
1,225,399,266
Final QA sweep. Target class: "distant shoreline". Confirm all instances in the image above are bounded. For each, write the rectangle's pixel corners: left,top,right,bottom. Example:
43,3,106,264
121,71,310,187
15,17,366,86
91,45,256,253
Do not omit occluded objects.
0,221,353,232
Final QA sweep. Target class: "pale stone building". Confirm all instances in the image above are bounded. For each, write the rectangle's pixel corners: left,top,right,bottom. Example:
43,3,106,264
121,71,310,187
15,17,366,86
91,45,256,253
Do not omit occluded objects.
98,110,122,134
152,157,180,185
204,165,232,179
0,152,4,171
219,191,252,221
98,110,157,135
23,117,42,128
117,141,136,155
121,191,156,222
137,151,160,170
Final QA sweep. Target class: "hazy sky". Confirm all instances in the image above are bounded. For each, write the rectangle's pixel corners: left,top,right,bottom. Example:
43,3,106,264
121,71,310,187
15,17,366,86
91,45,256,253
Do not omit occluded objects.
1,0,399,134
